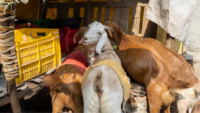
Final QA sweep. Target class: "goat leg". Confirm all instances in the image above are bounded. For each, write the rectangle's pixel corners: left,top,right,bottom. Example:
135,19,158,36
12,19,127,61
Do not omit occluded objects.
130,91,137,108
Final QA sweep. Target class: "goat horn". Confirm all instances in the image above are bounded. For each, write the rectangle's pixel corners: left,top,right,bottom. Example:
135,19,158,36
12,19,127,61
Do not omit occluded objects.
73,33,79,44
104,25,113,31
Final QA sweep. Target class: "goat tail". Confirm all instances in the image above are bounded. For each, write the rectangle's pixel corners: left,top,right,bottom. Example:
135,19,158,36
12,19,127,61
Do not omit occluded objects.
93,70,103,92
168,76,191,89
42,74,62,90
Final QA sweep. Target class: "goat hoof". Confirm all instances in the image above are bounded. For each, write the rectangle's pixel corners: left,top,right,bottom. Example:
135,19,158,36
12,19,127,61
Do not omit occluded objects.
131,102,137,108
130,97,137,108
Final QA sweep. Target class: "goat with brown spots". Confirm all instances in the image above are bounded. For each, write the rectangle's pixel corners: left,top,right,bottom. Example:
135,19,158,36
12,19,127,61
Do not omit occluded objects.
104,21,199,113
42,27,88,113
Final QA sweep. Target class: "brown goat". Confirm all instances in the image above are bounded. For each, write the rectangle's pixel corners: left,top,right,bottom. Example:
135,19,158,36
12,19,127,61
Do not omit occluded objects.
42,27,89,113
126,34,200,113
104,22,194,113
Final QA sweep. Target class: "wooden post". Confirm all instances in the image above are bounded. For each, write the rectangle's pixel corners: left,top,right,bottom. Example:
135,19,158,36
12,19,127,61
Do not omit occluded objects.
7,80,21,113
86,0,91,25
0,0,21,113
39,0,50,19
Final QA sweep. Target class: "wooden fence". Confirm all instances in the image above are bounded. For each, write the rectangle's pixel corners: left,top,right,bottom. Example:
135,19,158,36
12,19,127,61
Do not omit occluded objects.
39,0,157,38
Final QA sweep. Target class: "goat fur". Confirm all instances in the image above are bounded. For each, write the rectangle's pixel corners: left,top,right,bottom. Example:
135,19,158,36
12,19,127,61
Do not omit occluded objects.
104,21,200,113
42,27,88,113
79,21,135,113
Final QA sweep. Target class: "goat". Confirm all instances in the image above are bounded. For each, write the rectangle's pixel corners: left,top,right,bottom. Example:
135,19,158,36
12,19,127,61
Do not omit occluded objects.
104,21,199,113
126,25,200,113
79,21,136,113
42,27,89,113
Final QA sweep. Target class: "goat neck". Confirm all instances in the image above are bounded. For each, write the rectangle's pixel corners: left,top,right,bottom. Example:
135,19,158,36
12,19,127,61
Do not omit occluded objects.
91,38,121,65
75,44,88,56
105,22,124,46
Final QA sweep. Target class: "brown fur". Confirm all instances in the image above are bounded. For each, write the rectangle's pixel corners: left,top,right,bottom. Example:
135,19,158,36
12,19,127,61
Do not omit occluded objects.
127,36,198,87
93,70,103,92
42,27,88,113
192,100,200,113
104,22,192,113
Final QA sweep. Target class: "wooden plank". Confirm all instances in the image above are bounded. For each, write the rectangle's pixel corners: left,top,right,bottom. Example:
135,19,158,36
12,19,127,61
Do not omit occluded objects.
104,7,110,22
49,2,87,8
143,21,157,38
156,25,167,45
49,3,68,8
90,7,95,22
108,0,112,6
74,7,80,18
112,1,124,6
57,6,69,19
49,0,147,8
86,0,92,25
141,4,149,37
39,0,51,19
39,0,43,19
92,1,108,7
96,8,102,22
68,0,75,6
124,0,149,6
113,7,129,34
0,83,44,107
74,2,87,7
131,7,141,35
83,7,88,26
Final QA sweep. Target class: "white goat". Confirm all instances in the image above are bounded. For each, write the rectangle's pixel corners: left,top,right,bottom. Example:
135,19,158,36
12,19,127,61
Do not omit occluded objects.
79,21,124,113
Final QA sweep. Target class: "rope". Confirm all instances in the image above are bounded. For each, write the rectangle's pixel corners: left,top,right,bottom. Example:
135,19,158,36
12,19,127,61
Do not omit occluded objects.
0,1,15,14
0,1,19,81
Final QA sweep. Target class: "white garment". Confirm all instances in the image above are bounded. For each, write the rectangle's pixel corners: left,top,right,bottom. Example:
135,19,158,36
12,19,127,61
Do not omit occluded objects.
185,0,200,55
193,52,200,80
146,0,196,44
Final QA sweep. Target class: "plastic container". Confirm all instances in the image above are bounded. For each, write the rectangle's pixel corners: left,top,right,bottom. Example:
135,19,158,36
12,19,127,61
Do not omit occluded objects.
14,28,61,85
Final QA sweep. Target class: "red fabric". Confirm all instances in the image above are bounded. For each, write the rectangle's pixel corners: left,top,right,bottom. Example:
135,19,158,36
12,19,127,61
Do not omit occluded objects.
15,23,40,29
59,27,79,54
62,50,88,74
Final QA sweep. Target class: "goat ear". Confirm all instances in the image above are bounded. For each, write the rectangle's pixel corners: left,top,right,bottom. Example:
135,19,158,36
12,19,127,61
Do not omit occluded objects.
78,38,83,44
96,32,107,54
73,33,79,44
105,29,113,39
104,25,113,31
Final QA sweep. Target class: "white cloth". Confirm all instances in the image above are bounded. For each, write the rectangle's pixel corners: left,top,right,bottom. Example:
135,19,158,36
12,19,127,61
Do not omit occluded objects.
193,52,200,80
145,0,196,44
185,0,200,55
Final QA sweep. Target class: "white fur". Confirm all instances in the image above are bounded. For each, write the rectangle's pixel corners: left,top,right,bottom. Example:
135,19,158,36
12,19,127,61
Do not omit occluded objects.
79,21,112,53
96,32,107,54
83,66,123,113
175,87,200,113
80,21,123,113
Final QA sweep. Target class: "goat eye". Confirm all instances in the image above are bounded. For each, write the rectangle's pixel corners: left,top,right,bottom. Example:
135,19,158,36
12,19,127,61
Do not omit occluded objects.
97,32,102,35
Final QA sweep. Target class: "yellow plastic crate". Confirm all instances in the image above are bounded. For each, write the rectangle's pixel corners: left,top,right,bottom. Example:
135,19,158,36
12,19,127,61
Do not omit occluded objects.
14,28,61,85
